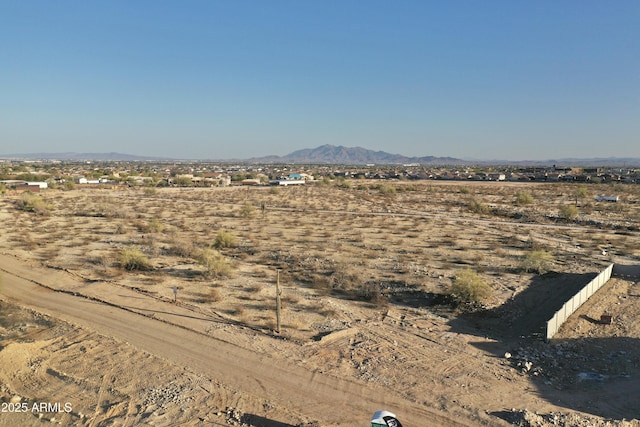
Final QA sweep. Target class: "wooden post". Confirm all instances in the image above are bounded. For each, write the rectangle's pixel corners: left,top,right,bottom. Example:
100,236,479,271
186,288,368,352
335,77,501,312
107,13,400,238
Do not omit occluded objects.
275,269,282,334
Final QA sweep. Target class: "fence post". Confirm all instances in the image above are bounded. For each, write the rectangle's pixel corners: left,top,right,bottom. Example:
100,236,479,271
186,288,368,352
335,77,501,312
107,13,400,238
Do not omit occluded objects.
275,269,282,334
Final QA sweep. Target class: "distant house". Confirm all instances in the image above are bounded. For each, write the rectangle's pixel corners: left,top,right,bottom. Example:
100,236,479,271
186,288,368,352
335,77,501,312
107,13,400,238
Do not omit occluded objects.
269,179,305,186
15,184,41,193
1,180,45,193
26,181,48,189
77,177,103,184
240,179,262,186
204,173,231,187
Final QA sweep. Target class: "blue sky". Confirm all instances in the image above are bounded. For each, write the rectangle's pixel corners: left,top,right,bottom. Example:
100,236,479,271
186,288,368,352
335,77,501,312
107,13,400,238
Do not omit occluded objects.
1,1,638,161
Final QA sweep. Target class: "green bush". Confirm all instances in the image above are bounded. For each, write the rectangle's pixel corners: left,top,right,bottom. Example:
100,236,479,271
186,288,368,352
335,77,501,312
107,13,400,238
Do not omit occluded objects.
16,193,50,215
336,178,352,189
198,248,232,278
378,184,396,195
213,230,238,249
521,250,554,274
558,204,579,220
316,177,331,186
515,191,534,205
449,269,492,304
118,248,152,271
238,203,256,218
468,198,489,214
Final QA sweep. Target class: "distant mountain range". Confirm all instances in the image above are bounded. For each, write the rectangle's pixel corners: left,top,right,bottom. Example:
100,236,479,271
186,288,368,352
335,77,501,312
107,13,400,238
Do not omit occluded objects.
247,145,461,165
0,152,169,161
1,145,639,166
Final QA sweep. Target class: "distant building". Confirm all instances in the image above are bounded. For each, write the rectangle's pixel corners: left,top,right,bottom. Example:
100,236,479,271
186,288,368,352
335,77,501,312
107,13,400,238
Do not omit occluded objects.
26,181,48,189
269,179,305,186
240,179,262,186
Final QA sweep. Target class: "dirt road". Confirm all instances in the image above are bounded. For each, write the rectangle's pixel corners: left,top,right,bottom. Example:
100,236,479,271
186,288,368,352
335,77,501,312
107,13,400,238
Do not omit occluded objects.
0,256,486,427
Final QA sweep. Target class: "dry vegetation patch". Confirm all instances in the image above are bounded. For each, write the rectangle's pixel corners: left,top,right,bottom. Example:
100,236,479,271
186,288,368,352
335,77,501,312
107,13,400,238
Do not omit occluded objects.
2,182,635,337
1,180,640,424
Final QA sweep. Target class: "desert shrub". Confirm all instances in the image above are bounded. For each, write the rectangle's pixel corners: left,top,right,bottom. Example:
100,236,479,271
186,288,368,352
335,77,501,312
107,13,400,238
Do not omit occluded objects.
238,203,256,218
168,238,196,257
336,178,352,189
558,204,579,220
148,218,164,233
316,177,331,186
142,236,162,258
329,264,361,291
204,287,222,303
358,282,388,306
118,248,152,271
246,283,263,294
449,269,491,304
310,274,331,294
198,248,232,278
575,186,588,205
459,186,471,194
521,250,554,274
515,191,534,205
468,198,489,214
16,193,50,215
377,184,396,195
213,230,238,249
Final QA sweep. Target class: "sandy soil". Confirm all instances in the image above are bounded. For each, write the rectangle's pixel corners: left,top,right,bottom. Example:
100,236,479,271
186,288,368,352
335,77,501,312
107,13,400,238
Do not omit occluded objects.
1,182,639,426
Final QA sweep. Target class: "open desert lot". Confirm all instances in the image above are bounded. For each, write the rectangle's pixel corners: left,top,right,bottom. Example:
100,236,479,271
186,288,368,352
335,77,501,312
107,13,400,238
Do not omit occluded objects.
1,180,640,426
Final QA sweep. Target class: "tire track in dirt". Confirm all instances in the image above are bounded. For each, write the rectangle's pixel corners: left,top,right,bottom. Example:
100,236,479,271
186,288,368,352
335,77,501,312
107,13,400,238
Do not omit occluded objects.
306,305,504,422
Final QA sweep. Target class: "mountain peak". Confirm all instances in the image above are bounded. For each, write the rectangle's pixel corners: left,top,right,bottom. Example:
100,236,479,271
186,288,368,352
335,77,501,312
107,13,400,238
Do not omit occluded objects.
262,145,460,165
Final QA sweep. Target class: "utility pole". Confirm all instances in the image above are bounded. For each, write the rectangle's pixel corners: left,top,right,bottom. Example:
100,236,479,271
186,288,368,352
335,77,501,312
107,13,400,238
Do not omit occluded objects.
275,269,282,334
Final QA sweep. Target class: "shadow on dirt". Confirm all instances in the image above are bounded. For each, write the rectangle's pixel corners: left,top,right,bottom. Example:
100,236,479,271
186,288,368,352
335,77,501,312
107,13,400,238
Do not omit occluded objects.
444,270,640,421
449,272,597,341
239,413,298,427
613,263,640,280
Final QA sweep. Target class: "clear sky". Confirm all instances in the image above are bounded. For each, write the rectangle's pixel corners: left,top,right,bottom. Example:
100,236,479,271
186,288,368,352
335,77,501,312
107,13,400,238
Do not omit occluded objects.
1,1,638,161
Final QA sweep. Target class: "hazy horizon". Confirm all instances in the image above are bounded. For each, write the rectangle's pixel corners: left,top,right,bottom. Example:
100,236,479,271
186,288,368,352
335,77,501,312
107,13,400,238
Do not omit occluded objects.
3,144,640,166
2,2,638,161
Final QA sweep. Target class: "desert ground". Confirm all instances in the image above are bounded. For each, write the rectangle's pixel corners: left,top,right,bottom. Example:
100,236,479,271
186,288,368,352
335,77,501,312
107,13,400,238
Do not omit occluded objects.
1,180,639,426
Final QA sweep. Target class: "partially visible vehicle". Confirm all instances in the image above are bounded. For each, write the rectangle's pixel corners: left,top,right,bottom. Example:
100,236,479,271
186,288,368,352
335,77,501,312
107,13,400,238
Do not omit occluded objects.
371,410,403,427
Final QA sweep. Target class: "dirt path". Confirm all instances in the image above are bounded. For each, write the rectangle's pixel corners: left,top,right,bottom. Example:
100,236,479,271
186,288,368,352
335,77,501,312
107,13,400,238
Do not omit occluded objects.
0,255,487,427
